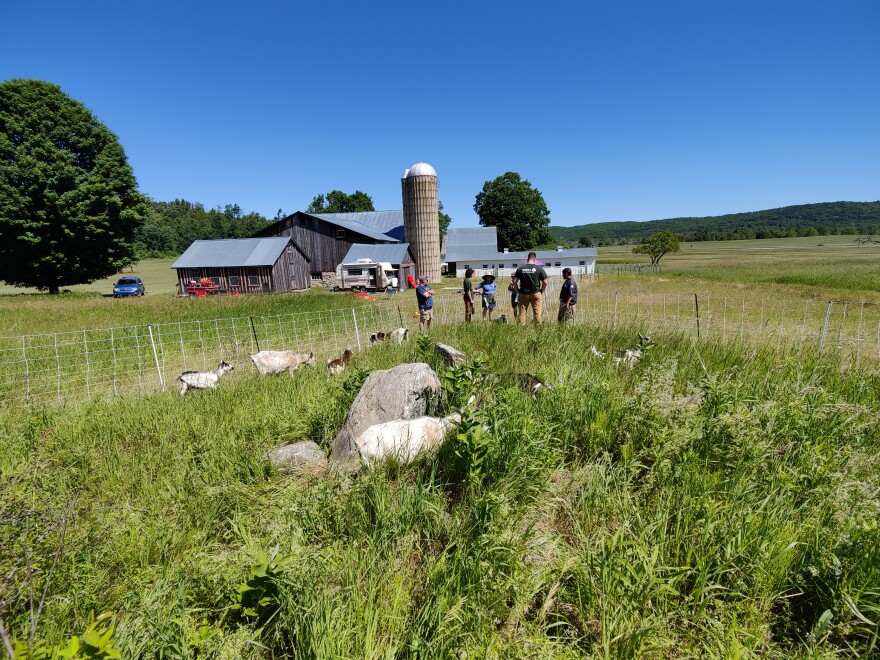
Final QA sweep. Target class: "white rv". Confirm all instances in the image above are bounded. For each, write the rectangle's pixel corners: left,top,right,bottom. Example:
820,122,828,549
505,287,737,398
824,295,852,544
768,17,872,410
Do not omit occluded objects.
336,258,399,291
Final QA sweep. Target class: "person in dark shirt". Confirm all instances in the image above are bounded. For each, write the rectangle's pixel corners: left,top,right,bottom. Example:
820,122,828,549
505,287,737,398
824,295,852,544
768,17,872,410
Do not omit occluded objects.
512,252,548,325
462,268,475,323
558,267,578,324
416,275,434,330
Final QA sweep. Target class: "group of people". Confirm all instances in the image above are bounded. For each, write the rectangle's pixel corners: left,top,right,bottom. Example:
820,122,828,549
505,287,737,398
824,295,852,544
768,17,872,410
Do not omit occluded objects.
413,252,578,330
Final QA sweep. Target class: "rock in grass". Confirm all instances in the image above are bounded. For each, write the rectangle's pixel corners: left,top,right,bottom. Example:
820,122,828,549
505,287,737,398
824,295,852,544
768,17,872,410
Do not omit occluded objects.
267,441,327,474
435,342,467,366
329,363,441,472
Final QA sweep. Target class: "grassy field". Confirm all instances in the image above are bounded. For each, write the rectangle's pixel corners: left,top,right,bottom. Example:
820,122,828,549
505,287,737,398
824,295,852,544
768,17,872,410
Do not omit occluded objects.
2,237,880,657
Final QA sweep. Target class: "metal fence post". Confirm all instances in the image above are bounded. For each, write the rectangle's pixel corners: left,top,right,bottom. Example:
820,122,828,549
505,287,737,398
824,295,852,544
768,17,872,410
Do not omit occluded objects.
54,333,61,404
83,330,91,400
149,325,165,392
248,315,261,353
352,308,362,352
694,294,700,339
819,301,833,353
21,336,30,402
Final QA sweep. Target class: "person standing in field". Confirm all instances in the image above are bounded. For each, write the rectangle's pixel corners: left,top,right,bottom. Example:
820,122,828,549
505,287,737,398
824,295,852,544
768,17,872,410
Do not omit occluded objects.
462,268,475,322
416,275,434,330
508,279,520,321
512,252,548,325
474,273,498,321
558,267,577,324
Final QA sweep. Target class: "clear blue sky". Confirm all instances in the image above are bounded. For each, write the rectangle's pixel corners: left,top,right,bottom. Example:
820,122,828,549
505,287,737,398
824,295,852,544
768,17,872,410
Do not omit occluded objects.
3,0,878,228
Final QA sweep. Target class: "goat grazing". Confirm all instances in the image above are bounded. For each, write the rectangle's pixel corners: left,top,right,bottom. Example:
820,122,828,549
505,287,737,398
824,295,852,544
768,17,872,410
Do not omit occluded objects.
497,372,554,399
389,327,409,344
327,348,353,375
369,331,387,344
177,361,234,396
613,333,655,368
589,345,606,359
250,350,315,376
354,412,462,464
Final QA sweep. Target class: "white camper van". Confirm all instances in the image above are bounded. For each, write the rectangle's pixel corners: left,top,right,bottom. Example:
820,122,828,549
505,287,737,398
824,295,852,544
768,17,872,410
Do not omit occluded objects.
336,259,399,291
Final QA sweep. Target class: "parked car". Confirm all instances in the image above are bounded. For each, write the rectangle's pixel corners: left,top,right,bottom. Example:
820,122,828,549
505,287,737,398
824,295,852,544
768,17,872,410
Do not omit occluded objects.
113,276,145,297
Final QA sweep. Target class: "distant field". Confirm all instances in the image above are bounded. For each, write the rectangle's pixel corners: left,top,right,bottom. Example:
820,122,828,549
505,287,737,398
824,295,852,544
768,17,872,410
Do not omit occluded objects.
599,235,880,295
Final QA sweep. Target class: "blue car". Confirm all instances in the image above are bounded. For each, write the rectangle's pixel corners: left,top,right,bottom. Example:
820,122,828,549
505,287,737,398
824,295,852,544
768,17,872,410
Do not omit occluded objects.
113,276,145,297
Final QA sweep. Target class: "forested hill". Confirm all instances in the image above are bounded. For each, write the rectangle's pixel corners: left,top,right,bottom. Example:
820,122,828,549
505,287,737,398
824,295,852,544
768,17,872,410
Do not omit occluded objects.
550,201,880,246
135,200,271,257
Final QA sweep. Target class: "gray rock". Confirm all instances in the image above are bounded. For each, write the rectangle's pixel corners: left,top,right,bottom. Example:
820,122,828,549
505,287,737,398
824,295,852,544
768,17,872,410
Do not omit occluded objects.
329,362,441,470
435,342,468,365
267,441,327,474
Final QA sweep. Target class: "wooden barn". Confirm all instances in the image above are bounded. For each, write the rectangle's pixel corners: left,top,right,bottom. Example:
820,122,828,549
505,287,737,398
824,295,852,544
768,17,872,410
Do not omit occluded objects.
255,210,404,286
171,237,311,294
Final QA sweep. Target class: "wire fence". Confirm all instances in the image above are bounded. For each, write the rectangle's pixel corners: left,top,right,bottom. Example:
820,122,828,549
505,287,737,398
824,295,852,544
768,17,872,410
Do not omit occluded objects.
3,282,880,408
0,304,403,408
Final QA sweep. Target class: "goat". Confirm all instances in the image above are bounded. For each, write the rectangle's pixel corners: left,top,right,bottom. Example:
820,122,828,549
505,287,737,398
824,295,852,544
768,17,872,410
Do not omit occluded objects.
498,372,554,399
327,348,353,375
589,345,606,359
250,350,315,376
613,333,655,368
389,327,409,344
369,331,387,344
354,412,462,464
177,361,234,396
492,314,508,324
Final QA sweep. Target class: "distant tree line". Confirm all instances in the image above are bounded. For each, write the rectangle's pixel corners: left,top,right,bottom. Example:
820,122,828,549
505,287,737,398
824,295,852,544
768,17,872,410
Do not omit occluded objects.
551,202,880,247
135,200,270,257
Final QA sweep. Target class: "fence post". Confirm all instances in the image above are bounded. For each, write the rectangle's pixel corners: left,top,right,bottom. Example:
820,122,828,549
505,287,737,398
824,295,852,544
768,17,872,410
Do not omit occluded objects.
857,302,864,366
83,330,91,400
248,316,261,353
819,301,833,353
21,336,30,401
694,294,700,339
149,325,166,392
110,328,118,396
54,333,61,404
352,308,362,352
613,292,619,330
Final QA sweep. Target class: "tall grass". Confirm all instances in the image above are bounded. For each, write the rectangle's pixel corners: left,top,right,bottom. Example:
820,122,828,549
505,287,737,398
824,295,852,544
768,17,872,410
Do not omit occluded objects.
1,324,878,657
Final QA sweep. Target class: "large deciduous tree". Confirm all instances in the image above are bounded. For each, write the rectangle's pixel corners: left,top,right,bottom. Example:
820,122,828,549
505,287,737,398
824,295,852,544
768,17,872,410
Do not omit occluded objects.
632,231,681,265
307,190,375,214
473,172,553,252
0,79,148,293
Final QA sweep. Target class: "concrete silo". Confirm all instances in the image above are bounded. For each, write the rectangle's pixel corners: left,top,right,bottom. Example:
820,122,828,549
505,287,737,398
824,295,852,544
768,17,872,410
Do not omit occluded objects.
401,162,440,282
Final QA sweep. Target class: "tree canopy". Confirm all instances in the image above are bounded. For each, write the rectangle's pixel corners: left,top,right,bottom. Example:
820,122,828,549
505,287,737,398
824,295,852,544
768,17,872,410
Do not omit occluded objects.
307,190,375,214
473,172,553,251
632,231,681,265
0,79,148,293
438,201,451,246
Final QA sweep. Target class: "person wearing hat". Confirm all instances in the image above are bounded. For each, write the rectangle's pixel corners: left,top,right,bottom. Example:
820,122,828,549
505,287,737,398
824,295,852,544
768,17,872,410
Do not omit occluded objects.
415,275,434,330
473,273,498,321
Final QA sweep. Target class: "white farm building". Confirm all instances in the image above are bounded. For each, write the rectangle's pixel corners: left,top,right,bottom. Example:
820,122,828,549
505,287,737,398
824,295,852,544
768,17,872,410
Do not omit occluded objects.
444,227,597,279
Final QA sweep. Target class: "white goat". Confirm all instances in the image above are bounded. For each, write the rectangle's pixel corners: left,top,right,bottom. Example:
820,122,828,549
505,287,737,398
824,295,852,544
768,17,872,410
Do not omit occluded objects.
613,334,654,368
353,412,462,464
250,350,315,376
177,361,234,395
389,327,409,344
589,345,606,359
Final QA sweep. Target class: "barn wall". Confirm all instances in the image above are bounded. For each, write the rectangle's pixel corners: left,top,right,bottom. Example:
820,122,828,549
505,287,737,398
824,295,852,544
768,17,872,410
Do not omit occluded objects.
257,213,395,274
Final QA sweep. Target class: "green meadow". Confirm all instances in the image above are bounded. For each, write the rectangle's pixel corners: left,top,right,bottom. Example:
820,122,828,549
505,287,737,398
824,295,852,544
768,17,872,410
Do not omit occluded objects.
2,236,879,657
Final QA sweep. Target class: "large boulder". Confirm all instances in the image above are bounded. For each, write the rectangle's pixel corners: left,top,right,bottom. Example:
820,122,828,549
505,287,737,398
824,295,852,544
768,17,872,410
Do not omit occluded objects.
267,441,327,474
329,362,441,470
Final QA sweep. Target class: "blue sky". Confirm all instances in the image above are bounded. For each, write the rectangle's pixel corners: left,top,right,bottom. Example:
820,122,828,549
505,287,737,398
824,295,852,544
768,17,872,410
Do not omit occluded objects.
3,0,878,228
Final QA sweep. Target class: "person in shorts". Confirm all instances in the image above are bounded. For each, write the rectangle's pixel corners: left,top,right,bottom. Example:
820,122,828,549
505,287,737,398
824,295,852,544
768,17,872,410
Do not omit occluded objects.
558,267,577,324
462,268,475,322
416,275,434,330
474,273,498,321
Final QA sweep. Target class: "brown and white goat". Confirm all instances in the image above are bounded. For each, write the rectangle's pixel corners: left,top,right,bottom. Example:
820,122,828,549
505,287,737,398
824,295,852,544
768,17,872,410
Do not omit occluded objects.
327,348,353,375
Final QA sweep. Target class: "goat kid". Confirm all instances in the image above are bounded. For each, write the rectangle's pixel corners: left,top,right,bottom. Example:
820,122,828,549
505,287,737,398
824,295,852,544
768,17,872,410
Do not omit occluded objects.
250,350,315,376
613,333,655,368
498,372,553,399
369,332,387,344
327,348,353,375
389,327,408,344
177,361,234,395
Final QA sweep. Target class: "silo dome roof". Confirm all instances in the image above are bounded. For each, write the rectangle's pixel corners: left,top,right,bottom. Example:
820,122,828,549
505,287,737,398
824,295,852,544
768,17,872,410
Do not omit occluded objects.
402,162,436,178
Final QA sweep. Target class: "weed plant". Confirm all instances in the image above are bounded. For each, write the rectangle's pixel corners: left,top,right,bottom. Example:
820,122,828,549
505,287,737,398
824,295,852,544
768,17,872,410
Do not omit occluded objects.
1,323,878,657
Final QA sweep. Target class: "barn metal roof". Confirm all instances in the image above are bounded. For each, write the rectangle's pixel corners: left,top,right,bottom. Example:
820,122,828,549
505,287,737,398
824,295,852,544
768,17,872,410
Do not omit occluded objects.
171,238,297,268
446,227,498,249
310,210,404,242
341,243,413,265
